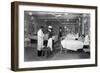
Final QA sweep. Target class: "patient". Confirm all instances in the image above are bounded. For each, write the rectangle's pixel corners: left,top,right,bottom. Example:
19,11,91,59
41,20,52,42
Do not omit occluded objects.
61,33,84,51
83,35,90,48
61,35,84,51
66,32,78,40
78,34,85,42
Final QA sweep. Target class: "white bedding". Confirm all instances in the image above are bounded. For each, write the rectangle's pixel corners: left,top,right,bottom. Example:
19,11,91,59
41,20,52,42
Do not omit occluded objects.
61,38,84,51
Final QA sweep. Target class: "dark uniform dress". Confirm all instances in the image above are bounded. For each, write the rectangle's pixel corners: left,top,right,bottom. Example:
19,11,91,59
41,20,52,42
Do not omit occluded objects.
42,30,53,57
59,29,62,39
42,39,48,56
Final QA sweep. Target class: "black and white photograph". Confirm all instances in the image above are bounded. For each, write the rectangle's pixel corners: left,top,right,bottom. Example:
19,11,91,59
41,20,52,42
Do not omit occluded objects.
11,1,97,71
24,11,91,61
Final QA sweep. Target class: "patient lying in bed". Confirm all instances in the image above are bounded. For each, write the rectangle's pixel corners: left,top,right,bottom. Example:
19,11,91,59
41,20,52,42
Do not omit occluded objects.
61,34,84,51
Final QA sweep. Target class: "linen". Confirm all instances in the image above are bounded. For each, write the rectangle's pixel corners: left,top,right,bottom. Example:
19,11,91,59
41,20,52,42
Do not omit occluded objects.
61,37,83,51
47,38,53,51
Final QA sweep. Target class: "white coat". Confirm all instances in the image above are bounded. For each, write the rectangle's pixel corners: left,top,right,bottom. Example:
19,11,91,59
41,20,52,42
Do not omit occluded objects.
37,29,44,51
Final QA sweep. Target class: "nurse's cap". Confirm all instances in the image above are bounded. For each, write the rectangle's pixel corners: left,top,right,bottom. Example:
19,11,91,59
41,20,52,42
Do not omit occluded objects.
48,26,52,29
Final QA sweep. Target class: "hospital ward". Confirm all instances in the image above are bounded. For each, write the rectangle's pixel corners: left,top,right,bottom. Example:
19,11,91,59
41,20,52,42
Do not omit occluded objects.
24,11,90,61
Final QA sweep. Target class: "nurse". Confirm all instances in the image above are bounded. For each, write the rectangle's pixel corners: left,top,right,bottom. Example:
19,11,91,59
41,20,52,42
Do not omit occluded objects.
47,26,53,56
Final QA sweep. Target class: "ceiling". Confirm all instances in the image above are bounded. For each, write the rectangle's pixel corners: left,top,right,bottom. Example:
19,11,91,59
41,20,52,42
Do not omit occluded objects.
25,11,89,20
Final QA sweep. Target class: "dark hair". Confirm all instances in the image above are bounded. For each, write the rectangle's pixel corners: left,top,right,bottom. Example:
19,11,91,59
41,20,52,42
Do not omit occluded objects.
82,34,85,37
40,26,43,28
59,27,62,29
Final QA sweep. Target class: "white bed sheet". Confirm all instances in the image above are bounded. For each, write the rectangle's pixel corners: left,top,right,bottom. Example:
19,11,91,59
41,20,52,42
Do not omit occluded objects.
61,38,84,51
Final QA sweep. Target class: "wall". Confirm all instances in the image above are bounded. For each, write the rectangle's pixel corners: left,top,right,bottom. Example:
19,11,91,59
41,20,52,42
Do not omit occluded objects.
0,0,99,73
